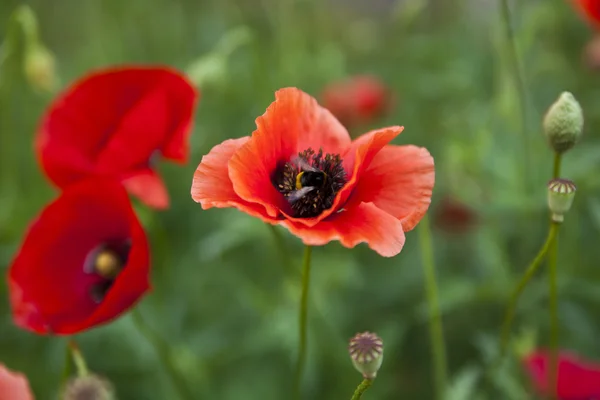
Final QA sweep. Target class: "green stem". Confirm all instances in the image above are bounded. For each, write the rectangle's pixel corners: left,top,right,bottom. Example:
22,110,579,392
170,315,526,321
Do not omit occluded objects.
552,153,562,180
499,223,559,359
293,245,313,400
547,223,560,400
68,340,88,377
350,379,373,400
61,339,73,387
131,308,194,400
499,0,530,182
418,214,448,400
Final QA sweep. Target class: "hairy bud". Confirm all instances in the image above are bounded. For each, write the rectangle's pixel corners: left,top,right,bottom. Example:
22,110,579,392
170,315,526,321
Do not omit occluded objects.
543,92,584,154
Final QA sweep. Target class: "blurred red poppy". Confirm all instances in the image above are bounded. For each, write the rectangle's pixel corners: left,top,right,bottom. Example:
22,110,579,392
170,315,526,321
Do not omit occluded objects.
191,88,434,257
36,66,198,209
433,196,477,234
523,350,600,399
0,364,34,400
8,180,150,335
321,75,393,128
572,0,600,28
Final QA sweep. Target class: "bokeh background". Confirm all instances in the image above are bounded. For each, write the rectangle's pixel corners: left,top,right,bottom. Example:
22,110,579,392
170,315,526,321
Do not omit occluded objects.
1,0,600,399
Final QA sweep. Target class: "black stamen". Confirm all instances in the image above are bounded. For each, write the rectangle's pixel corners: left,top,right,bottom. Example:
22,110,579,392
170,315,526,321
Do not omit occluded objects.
275,148,347,218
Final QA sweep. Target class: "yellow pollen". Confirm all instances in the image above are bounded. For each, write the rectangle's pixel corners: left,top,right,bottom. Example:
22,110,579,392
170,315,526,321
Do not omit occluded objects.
94,250,122,279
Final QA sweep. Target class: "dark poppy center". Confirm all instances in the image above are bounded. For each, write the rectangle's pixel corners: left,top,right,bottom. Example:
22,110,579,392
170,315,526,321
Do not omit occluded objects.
84,240,131,303
274,147,347,218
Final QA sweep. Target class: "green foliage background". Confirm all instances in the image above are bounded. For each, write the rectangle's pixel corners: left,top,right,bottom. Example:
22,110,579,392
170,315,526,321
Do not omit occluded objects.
1,0,600,399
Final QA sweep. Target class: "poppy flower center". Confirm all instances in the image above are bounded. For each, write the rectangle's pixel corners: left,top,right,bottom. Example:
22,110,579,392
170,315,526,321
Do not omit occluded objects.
275,148,347,218
84,240,131,303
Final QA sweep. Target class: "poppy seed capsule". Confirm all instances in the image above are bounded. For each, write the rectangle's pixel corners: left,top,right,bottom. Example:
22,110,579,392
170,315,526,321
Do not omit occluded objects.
349,331,384,379
547,179,576,223
543,92,584,154
62,374,114,400
94,249,122,279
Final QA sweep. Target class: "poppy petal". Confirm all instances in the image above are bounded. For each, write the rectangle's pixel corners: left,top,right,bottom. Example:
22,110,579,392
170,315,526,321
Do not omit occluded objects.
36,66,197,188
349,145,434,231
0,364,34,400
280,202,405,257
573,0,600,28
524,350,600,399
122,169,169,210
8,179,150,334
228,87,352,218
192,137,278,221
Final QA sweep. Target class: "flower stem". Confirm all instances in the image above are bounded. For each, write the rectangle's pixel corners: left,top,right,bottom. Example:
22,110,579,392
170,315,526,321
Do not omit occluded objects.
418,214,448,400
350,378,373,400
552,153,562,180
131,308,194,400
499,222,559,359
60,339,73,388
499,0,530,181
293,245,313,400
547,223,560,400
68,340,88,377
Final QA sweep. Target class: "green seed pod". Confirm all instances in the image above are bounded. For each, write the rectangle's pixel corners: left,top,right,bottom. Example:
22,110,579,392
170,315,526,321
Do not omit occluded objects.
62,374,115,400
349,331,384,379
543,92,584,154
547,179,576,223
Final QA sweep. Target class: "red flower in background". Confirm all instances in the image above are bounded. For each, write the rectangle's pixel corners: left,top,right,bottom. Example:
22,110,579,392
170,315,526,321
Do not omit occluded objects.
36,66,198,209
321,75,393,128
572,0,600,28
523,350,600,399
433,196,477,234
9,180,150,335
191,88,434,257
0,364,34,400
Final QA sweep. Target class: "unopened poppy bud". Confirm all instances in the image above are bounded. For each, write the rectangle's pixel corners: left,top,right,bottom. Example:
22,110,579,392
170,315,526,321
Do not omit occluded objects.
349,331,384,379
24,43,57,93
543,92,584,154
62,374,114,400
547,179,576,223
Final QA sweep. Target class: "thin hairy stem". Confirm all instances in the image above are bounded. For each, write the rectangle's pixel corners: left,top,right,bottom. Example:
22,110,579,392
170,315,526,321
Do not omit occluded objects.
68,340,88,377
293,245,313,399
350,378,374,400
418,214,448,399
547,224,560,400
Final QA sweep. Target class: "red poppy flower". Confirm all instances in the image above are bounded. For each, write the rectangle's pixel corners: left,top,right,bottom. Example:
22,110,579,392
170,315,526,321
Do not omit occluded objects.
36,66,198,209
0,363,34,400
523,349,600,399
8,179,150,335
572,0,600,28
321,75,393,128
433,196,477,234
191,88,434,257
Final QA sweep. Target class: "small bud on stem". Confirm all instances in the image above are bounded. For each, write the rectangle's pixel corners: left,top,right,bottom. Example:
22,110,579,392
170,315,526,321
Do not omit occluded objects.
349,331,384,379
543,92,584,154
547,179,576,223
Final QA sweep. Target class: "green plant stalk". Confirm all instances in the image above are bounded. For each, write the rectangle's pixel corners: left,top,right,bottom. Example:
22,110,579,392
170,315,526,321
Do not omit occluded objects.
61,339,73,388
418,214,448,400
499,0,531,182
547,153,562,399
131,308,194,400
350,379,373,400
499,223,559,358
68,340,88,377
294,245,313,400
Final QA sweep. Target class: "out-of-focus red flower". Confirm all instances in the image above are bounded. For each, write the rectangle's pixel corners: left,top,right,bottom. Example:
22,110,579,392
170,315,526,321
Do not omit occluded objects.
321,75,393,128
523,350,600,399
8,180,150,335
433,196,477,234
0,363,34,400
191,88,434,257
36,66,198,209
572,0,600,28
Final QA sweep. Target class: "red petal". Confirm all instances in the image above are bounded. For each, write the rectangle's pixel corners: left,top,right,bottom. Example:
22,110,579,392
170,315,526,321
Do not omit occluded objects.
122,169,169,210
524,350,600,399
36,66,197,187
349,145,434,231
8,179,150,334
191,137,278,221
573,0,600,27
228,88,351,218
0,364,34,400
280,202,405,257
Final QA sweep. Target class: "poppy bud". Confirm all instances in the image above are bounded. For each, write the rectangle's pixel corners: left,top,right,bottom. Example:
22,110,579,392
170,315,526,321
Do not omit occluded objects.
348,331,384,379
547,179,576,223
24,43,57,93
542,92,584,154
62,374,114,400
